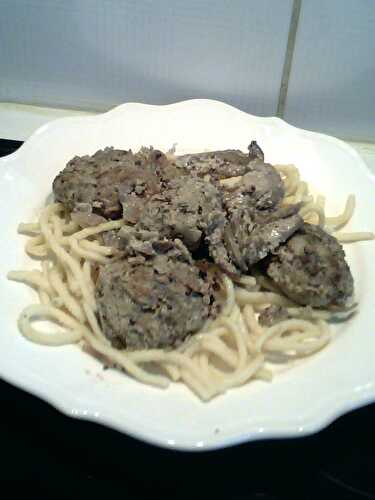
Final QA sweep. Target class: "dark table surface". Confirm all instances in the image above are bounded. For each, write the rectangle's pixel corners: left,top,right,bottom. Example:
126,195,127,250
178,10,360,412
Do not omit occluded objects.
1,138,374,498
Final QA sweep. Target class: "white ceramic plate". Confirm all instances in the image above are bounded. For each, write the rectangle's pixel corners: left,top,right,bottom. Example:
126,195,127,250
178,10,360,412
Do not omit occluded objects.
1,99,374,451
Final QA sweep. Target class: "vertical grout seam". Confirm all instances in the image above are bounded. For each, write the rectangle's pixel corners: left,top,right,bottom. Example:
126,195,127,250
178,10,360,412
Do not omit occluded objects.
276,0,302,118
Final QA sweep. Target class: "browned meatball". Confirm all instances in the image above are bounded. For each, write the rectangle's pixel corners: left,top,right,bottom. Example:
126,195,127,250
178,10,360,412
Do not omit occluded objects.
137,177,225,250
266,223,354,307
53,147,186,223
175,140,265,181
96,237,221,350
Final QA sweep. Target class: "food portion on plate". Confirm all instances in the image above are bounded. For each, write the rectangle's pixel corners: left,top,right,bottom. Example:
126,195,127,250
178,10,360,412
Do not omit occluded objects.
8,141,374,400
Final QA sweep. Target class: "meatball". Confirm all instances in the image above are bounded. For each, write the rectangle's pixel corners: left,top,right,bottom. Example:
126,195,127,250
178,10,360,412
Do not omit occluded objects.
176,142,284,212
96,237,221,350
136,176,240,274
176,149,251,180
265,223,354,307
137,176,239,269
53,147,137,219
53,146,183,222
175,140,264,181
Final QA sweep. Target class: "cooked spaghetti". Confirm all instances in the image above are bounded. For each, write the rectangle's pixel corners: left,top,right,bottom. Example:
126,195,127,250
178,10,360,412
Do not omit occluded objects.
8,158,374,401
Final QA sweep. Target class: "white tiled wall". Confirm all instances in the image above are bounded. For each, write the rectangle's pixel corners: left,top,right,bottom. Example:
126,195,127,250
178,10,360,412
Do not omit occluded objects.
1,0,374,141
284,0,375,141
0,0,293,116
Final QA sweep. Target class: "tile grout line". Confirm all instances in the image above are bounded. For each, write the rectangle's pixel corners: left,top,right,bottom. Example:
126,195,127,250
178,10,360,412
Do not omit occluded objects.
276,0,302,118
